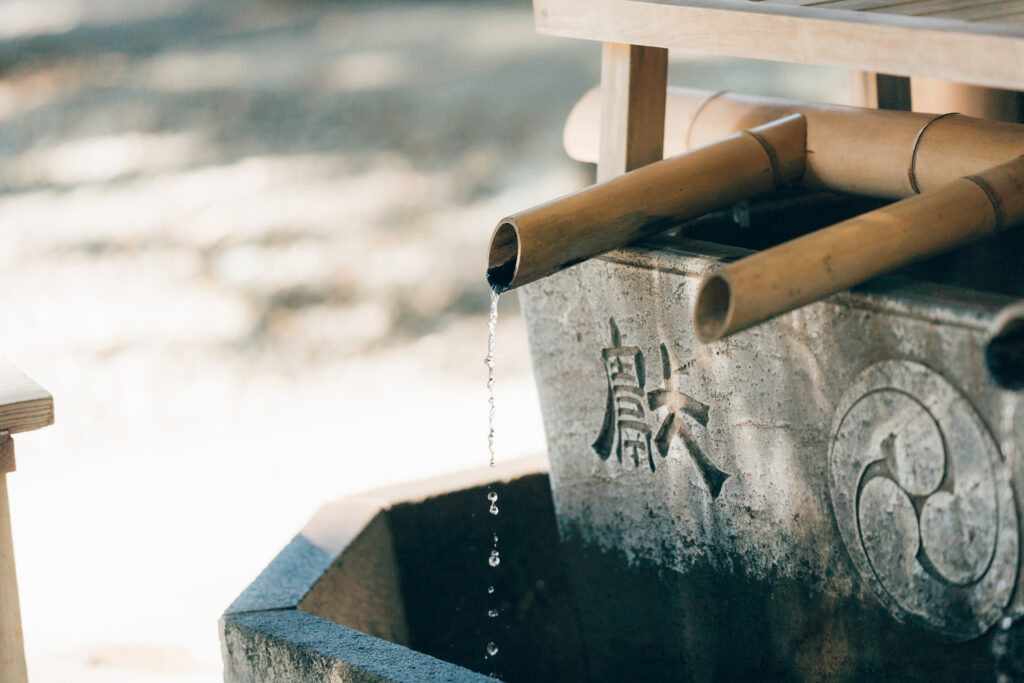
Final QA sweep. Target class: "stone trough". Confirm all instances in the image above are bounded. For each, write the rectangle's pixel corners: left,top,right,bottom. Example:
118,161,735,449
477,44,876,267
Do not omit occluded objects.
221,194,1024,682
219,457,587,682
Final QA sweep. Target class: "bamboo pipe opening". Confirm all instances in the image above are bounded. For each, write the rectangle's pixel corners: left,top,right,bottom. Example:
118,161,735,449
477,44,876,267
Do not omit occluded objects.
694,274,733,344
487,220,520,293
987,305,1024,390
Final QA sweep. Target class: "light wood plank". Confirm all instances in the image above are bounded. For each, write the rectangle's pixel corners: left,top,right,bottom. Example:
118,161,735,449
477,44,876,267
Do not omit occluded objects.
597,43,668,181
0,360,52,435
931,4,1024,20
534,0,1024,90
872,0,1017,16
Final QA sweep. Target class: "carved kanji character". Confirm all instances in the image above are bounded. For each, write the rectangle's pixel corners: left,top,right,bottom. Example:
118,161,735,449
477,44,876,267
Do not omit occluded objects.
592,319,654,470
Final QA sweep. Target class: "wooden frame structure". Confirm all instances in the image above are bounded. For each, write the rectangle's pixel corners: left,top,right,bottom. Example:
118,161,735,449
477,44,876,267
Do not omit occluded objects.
535,0,1024,90
532,0,1024,339
540,0,1024,186
541,0,1024,177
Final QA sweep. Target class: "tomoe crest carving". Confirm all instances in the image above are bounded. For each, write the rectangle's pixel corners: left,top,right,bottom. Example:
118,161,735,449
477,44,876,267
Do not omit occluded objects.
829,360,1019,641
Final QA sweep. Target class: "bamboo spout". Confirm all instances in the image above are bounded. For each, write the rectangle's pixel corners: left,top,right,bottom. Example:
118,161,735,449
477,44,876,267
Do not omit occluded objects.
987,301,1024,390
564,87,1024,199
694,156,1024,344
487,114,807,292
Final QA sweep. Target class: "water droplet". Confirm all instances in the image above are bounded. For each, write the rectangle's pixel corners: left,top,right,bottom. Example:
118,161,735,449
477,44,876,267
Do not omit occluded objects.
487,491,498,503
489,550,500,567
487,585,494,594
493,533,499,544
1003,616,1014,630
487,642,499,657
488,609,499,618
489,503,499,515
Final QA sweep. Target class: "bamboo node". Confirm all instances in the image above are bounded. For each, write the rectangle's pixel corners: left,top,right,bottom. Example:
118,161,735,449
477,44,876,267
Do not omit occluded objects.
908,112,961,194
684,90,728,151
963,173,1007,230
743,128,783,187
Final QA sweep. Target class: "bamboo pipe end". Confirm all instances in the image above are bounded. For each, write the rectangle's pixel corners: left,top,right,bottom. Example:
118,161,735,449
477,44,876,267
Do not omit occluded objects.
487,219,520,293
694,273,734,344
987,303,1024,390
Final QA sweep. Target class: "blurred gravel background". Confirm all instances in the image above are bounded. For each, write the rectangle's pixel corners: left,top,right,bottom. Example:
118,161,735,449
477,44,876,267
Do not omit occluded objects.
0,0,845,679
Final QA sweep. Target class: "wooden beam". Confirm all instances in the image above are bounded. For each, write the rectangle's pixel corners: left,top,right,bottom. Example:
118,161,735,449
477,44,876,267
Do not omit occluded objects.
534,0,1024,91
597,43,668,181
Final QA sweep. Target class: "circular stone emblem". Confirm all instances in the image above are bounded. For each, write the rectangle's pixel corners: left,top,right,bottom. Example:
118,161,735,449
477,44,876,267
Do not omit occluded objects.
829,360,1018,641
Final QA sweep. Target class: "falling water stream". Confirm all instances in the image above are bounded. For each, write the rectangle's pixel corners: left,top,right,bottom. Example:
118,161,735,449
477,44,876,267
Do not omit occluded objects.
484,288,502,678
487,289,499,469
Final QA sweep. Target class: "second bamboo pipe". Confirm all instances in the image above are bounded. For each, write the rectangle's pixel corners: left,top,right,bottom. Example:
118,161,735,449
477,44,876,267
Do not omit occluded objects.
564,87,1024,200
987,301,1024,391
693,155,1024,344
487,114,806,291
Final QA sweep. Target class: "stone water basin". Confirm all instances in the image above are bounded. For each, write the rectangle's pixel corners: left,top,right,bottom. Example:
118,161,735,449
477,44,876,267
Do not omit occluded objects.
219,457,587,682
221,191,1024,682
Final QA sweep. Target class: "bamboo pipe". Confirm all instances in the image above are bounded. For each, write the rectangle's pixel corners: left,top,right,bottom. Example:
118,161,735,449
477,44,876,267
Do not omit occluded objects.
693,155,1024,344
487,114,807,292
563,87,1024,199
987,301,1024,391
910,78,1022,123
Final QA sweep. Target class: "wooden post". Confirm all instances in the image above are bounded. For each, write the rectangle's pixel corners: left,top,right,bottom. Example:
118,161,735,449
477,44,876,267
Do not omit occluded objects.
597,43,668,182
0,432,26,683
848,72,911,110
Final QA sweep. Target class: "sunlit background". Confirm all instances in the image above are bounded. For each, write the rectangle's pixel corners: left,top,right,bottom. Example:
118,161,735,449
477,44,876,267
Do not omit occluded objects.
0,0,847,680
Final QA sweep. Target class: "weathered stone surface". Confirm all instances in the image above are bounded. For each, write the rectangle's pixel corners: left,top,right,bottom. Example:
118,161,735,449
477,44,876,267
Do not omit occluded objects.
829,360,1017,640
382,473,586,682
221,610,490,683
299,512,410,647
225,535,333,615
520,233,1024,681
